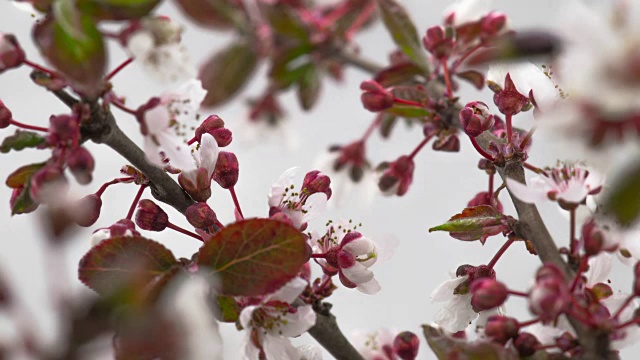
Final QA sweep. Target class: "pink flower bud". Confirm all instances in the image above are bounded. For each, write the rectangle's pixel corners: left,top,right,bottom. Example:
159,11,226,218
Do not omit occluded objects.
492,74,530,116
109,219,140,237
178,168,212,202
360,80,394,112
555,332,578,352
393,331,420,360
0,33,25,73
48,114,79,145
432,133,460,152
581,219,606,256
0,100,12,129
514,332,540,357
74,194,102,227
185,202,217,229
66,146,95,185
135,199,168,231
301,170,332,200
422,26,455,59
529,264,569,322
195,115,232,147
459,101,495,137
484,315,519,344
378,155,415,196
212,151,239,189
480,12,507,38
470,278,508,312
468,191,503,212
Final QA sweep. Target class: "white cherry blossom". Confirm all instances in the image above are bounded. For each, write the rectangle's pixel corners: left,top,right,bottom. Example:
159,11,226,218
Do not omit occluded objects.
352,328,397,360
487,62,560,111
179,133,219,188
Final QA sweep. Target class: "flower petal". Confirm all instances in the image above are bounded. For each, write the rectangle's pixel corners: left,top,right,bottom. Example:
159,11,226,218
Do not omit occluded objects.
506,177,549,204
196,133,219,177
342,262,375,285
444,0,492,25
342,236,375,257
302,192,327,223
298,344,323,360
268,167,299,207
277,305,316,337
266,277,307,304
431,276,467,303
239,305,258,329
262,334,300,360
433,293,477,333
585,252,612,287
356,278,381,295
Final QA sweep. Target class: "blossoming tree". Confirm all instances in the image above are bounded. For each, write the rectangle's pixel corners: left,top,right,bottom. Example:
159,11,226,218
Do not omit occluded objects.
1,0,640,359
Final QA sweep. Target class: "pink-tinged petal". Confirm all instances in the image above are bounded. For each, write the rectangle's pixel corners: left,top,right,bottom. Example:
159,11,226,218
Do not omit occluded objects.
603,293,640,350
342,262,375,284
262,334,300,359
585,253,612,287
156,132,194,171
433,293,477,333
144,104,172,135
431,276,467,303
358,243,379,268
298,344,323,360
356,278,381,295
444,0,492,24
557,179,589,203
510,62,559,110
302,192,327,223
266,277,307,304
240,330,260,360
197,133,219,177
506,177,548,204
342,236,375,257
282,208,305,230
239,305,258,329
143,137,165,168
277,305,316,337
585,170,604,191
268,167,299,207
173,79,206,114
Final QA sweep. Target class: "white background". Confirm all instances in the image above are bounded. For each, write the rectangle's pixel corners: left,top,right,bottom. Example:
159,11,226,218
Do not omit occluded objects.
0,0,638,358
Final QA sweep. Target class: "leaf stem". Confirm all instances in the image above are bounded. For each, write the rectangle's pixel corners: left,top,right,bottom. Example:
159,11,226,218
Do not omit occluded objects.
166,222,204,242
9,119,49,132
408,136,431,160
23,59,56,77
441,60,454,98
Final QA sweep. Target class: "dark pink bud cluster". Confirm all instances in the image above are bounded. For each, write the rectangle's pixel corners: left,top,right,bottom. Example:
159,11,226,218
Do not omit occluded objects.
195,115,232,147
360,80,394,112
212,151,239,189
469,278,508,312
459,101,495,137
490,74,531,116
453,264,496,295
135,199,168,231
393,331,420,360
330,141,368,182
0,33,25,74
422,26,455,59
480,12,507,38
529,264,570,323
186,202,217,229
514,332,540,357
301,170,332,200
581,219,614,256
0,100,11,129
378,155,415,196
484,315,519,344
47,114,79,146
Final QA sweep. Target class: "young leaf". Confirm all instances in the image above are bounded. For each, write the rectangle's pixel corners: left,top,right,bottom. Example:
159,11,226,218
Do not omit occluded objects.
11,184,39,215
76,0,161,20
429,205,512,244
33,0,107,98
603,161,640,226
200,41,258,107
423,325,519,360
386,105,431,118
297,64,321,111
6,162,46,189
456,70,485,90
174,0,244,29
196,218,310,296
215,296,240,323
78,236,178,297
375,62,426,87
0,130,46,153
376,0,431,74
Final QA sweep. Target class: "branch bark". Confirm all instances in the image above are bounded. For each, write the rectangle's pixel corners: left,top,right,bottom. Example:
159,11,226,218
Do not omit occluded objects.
308,302,365,360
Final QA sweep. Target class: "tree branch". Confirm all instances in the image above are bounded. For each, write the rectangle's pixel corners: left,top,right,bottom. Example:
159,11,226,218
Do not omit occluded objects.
308,302,364,360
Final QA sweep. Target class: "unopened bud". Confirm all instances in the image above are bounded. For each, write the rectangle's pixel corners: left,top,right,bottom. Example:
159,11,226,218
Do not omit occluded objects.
514,332,540,357
493,74,530,116
582,219,606,256
530,264,569,322
484,316,519,344
459,101,495,137
422,26,455,59
212,151,239,189
468,191,504,212
0,100,12,128
66,146,95,185
0,33,25,73
135,199,168,231
74,194,102,227
378,155,415,196
48,114,78,145
186,202,217,229
178,167,212,202
432,134,460,152
480,12,507,38
195,115,232,147
470,278,508,312
393,331,420,360
360,80,394,112
301,170,332,200
555,332,578,352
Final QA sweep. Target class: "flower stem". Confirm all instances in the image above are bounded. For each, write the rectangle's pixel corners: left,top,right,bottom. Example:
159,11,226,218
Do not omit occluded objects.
451,44,483,72
126,185,147,220
394,98,423,107
167,222,204,242
229,186,244,220
360,113,383,142
508,290,529,297
408,136,431,160
187,137,197,145
9,119,49,132
310,253,326,259
522,162,548,176
487,237,515,270
569,257,587,292
95,177,134,197
615,318,638,330
441,60,454,98
519,126,537,149
469,136,495,161
105,57,134,81
344,0,376,40
505,113,513,143
488,173,494,196
318,0,352,29
569,208,576,255
111,99,137,115
23,59,56,77
518,318,540,328
612,294,636,320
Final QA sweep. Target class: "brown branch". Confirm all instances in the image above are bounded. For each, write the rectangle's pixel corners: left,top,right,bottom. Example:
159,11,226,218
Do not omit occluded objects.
308,302,364,360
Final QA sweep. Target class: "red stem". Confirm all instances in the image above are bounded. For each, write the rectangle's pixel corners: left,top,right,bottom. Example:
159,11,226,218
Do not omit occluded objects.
344,0,377,40
167,222,204,242
229,187,244,220
616,318,639,330
612,294,636,320
441,60,454,98
505,113,513,142
487,238,515,270
519,126,537,149
187,137,197,145
310,253,326,259
394,98,423,107
569,208,577,255
95,177,134,197
488,173,494,196
361,113,383,142
518,318,540,328
569,257,587,292
105,57,134,81
111,99,137,115
126,185,147,220
469,136,495,161
452,44,483,72
508,290,529,297
23,59,56,77
9,119,49,132
522,162,549,176
408,136,431,160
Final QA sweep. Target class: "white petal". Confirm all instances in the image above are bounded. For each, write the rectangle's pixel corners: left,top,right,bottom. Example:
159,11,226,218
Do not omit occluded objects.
431,276,467,303
240,329,261,360
90,229,111,246
506,177,549,204
196,133,219,177
127,31,154,59
557,179,589,204
267,277,307,303
175,79,206,110
155,133,194,171
262,334,301,360
239,305,258,329
342,262,375,284
301,192,328,223
433,293,477,333
585,253,612,287
342,236,375,257
277,305,316,337
144,137,166,168
356,278,381,295
268,167,299,207
298,344,323,360
144,104,172,135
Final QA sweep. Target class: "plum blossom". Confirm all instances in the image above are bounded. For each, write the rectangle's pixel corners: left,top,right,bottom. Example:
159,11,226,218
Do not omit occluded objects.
313,221,381,294
351,328,397,360
506,164,602,206
268,167,328,230
239,278,316,360
179,133,219,189
431,275,480,333
126,17,195,82
140,79,206,170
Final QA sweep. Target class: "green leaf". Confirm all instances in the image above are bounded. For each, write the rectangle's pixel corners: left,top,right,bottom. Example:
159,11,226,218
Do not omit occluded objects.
11,183,39,215
174,0,244,29
376,0,431,74
297,64,321,111
78,236,179,297
603,161,640,226
6,162,46,189
77,0,161,20
374,62,426,87
196,219,310,296
200,41,258,107
264,4,309,42
215,296,240,322
423,325,519,360
269,46,313,89
33,0,107,97
1,131,46,154
429,205,511,244
385,105,431,118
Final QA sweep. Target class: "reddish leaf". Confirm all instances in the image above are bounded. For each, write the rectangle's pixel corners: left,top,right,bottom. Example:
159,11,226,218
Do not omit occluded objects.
174,0,243,29
423,325,519,360
6,162,46,189
375,62,425,87
429,205,512,244
78,236,178,297
456,70,485,90
77,0,161,20
196,218,310,296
